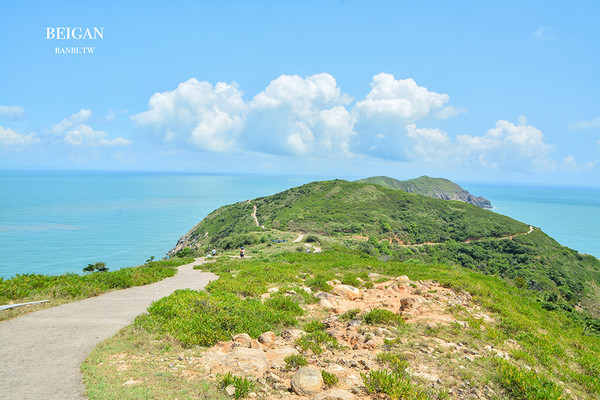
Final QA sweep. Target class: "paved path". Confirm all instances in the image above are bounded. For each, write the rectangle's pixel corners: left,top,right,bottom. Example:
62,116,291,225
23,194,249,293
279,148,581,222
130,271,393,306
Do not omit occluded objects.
0,259,217,400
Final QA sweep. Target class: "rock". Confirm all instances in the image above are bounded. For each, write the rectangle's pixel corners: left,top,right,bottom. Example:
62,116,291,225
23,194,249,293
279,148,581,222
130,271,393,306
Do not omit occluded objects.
331,285,361,300
396,275,411,283
399,297,422,311
367,272,381,280
233,333,262,350
258,331,276,349
319,299,335,309
266,347,298,370
291,367,324,396
281,329,306,341
312,389,358,400
202,347,269,376
268,287,280,293
226,384,236,396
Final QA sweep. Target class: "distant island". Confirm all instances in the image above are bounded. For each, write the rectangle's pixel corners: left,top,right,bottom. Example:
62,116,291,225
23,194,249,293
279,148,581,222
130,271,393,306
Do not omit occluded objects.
355,176,492,208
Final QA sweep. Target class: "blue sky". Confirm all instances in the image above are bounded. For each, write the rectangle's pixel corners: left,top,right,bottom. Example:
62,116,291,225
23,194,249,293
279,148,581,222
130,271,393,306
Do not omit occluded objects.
1,0,599,185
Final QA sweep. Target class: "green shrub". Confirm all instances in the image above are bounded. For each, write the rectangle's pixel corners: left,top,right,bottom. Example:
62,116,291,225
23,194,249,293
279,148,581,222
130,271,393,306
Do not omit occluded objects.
321,370,339,387
219,372,255,399
138,289,298,347
304,320,327,333
296,330,341,355
361,369,430,400
339,308,361,322
264,296,304,316
495,359,564,400
364,308,404,326
284,354,308,370
306,275,333,292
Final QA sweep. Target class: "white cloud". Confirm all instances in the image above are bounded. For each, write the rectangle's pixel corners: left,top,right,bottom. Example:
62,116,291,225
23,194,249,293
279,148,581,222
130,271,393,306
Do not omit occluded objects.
247,73,354,156
406,118,555,171
355,73,449,121
64,124,131,146
52,109,92,134
0,105,25,119
568,117,600,130
533,26,558,41
133,78,245,151
435,105,467,120
0,126,40,146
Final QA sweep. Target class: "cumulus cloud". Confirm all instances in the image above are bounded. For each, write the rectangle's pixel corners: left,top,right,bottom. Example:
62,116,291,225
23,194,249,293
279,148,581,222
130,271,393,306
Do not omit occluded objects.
132,73,562,173
0,105,25,119
246,73,354,156
355,73,449,121
133,78,245,152
408,118,555,171
133,73,355,156
52,109,92,134
0,126,40,146
63,125,131,146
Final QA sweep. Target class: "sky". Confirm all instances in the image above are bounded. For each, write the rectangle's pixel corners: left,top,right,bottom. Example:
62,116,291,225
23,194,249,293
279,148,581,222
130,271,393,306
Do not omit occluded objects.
0,0,599,186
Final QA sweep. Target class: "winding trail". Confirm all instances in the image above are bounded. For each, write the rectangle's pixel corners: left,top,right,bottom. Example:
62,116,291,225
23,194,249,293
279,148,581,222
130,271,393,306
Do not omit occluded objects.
395,225,536,247
0,259,217,400
251,203,265,229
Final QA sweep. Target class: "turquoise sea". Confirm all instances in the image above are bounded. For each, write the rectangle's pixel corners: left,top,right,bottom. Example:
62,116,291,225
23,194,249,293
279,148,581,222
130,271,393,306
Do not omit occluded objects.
0,171,598,278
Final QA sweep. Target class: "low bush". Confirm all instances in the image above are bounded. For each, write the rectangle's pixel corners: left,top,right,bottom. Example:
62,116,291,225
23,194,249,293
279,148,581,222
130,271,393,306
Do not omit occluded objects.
364,308,404,326
219,372,254,399
137,289,298,347
321,370,339,387
284,354,308,370
495,359,564,400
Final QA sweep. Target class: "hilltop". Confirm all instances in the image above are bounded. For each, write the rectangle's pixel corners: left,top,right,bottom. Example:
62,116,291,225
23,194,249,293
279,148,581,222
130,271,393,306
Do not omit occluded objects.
355,176,492,208
170,179,600,316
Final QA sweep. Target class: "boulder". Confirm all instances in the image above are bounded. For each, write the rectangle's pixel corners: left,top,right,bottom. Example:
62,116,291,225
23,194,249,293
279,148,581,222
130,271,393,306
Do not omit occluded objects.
258,331,276,349
281,329,306,341
319,299,335,309
396,275,411,283
291,366,324,396
331,285,361,300
202,346,269,376
312,389,358,400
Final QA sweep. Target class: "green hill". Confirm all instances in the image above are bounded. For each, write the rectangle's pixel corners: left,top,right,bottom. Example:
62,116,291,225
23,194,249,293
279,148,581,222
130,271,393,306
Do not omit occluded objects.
170,179,600,315
355,175,492,208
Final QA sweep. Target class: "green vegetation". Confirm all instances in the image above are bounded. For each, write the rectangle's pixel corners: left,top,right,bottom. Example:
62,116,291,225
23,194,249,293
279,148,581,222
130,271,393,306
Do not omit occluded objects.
363,308,404,326
0,258,191,321
218,372,255,399
355,175,491,208
284,354,308,370
136,288,299,347
321,369,339,387
83,262,109,273
80,178,600,399
495,358,564,400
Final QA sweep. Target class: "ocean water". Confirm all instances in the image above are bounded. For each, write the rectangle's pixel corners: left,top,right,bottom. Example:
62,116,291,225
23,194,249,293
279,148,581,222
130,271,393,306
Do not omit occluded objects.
461,182,599,258
0,171,598,279
0,171,311,278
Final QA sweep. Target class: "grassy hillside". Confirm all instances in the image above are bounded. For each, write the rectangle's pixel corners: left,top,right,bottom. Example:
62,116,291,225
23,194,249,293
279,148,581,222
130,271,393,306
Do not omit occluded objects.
171,179,600,314
182,180,523,249
355,175,463,195
356,175,492,208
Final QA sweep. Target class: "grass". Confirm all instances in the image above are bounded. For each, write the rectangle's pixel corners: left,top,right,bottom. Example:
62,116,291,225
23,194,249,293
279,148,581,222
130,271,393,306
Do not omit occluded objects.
0,258,193,321
364,308,404,326
81,325,228,400
82,249,600,399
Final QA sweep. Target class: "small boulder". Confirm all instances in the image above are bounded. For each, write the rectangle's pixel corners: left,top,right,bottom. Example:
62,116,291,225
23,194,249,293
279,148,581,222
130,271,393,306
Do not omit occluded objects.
319,299,335,309
258,331,276,349
331,285,361,300
281,329,306,341
291,366,324,396
312,389,358,400
396,275,411,283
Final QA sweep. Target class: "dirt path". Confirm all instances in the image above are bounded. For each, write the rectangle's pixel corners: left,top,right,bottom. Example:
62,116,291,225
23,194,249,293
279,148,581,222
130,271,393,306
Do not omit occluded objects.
251,203,265,229
0,259,217,400
396,225,535,247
